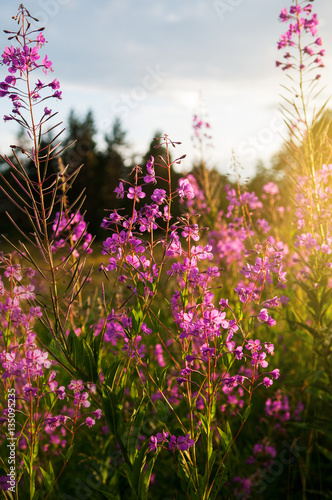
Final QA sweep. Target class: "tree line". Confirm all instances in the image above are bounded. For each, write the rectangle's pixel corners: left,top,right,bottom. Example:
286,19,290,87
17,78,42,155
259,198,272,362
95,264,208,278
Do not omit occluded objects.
1,108,331,241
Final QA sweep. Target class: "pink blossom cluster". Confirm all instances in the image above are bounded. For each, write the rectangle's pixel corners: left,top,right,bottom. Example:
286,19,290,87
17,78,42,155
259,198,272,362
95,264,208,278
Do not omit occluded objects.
265,389,304,425
0,30,62,124
51,211,93,256
294,165,332,257
276,2,324,77
0,252,102,486
148,430,195,453
192,114,212,141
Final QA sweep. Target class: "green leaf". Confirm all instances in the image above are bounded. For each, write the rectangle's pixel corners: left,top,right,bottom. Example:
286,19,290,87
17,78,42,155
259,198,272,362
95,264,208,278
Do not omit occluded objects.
209,464,228,500
317,444,332,461
102,385,121,435
68,331,84,369
104,358,122,390
137,280,145,297
198,450,218,495
30,468,36,498
65,444,75,462
176,453,198,496
145,280,156,293
139,448,161,500
83,339,98,382
226,421,232,443
131,443,150,496
127,398,147,462
154,365,168,391
238,404,253,423
39,467,52,491
179,289,188,309
22,454,32,475
95,488,120,499
217,427,231,453
130,381,139,399
197,413,208,433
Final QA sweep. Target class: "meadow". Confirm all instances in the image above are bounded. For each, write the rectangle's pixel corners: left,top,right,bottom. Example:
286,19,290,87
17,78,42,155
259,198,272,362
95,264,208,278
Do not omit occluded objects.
0,2,332,499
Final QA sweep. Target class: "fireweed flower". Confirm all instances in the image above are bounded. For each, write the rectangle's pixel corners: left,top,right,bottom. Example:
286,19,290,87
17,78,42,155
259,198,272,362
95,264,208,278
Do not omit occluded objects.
51,211,93,255
192,114,212,140
85,416,96,428
73,391,91,408
148,431,194,453
181,224,200,241
144,156,156,184
276,3,324,77
95,130,283,500
68,379,84,392
177,178,195,201
0,28,62,127
151,188,167,204
127,185,146,202
114,181,125,199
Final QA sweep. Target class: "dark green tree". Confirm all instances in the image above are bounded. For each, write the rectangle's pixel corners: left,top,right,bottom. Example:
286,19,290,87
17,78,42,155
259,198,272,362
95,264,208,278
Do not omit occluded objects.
96,117,129,230
140,132,183,224
60,110,99,231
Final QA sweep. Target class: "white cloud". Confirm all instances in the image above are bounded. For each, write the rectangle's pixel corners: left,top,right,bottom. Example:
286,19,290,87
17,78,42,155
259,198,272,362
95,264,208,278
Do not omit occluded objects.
0,0,332,178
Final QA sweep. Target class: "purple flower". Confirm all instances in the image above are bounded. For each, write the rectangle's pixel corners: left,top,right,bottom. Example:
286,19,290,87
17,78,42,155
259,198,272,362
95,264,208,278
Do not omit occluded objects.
26,348,51,368
144,156,156,183
263,182,279,195
74,391,91,408
141,323,152,335
114,181,124,199
151,188,166,204
0,476,11,491
4,265,22,281
68,379,84,392
126,254,140,269
93,409,103,419
169,435,177,451
263,377,273,387
257,308,276,326
169,434,195,452
257,218,271,234
290,6,302,15
181,224,200,241
23,384,38,398
86,417,96,428
41,54,52,74
36,32,45,46
279,8,289,22
155,344,166,367
56,386,66,400
176,434,195,451
245,339,261,352
257,308,269,323
177,178,195,201
49,78,60,89
148,435,158,452
127,185,146,202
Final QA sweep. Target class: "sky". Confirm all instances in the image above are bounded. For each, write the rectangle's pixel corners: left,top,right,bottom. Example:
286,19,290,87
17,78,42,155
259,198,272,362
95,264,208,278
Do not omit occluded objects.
0,0,332,179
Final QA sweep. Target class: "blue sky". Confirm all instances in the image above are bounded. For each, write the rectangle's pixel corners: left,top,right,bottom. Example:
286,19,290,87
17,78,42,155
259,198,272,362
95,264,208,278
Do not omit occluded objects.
1,0,332,178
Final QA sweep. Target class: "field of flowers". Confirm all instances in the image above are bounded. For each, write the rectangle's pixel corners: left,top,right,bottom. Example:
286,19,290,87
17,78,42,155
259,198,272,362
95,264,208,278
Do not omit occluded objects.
0,2,332,499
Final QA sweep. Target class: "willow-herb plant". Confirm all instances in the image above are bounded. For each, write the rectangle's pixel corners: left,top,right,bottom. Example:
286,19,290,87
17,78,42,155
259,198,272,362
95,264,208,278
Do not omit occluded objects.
5,2,331,499
274,1,332,496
